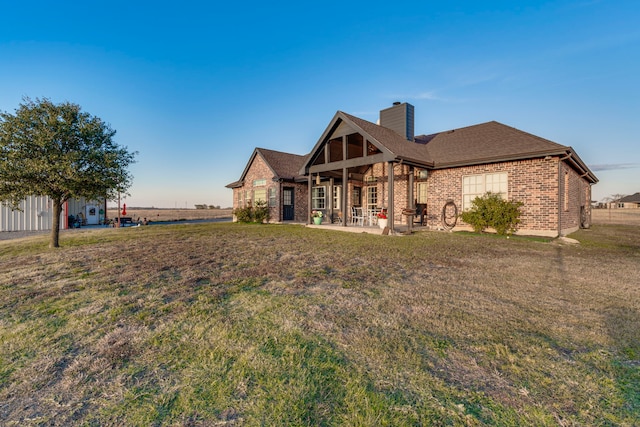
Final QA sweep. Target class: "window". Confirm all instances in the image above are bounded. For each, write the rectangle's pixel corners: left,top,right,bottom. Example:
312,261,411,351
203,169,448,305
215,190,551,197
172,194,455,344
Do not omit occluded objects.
268,187,276,207
333,186,342,210
254,188,266,203
485,173,507,194
462,172,508,210
253,179,266,187
417,182,428,204
237,190,243,207
312,186,325,209
366,186,378,209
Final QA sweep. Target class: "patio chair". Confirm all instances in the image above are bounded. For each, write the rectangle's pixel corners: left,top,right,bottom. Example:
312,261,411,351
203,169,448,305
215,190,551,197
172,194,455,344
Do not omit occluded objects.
332,212,343,224
351,206,364,226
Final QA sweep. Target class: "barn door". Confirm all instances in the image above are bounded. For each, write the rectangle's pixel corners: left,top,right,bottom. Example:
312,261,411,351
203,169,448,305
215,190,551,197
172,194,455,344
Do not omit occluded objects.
283,187,294,221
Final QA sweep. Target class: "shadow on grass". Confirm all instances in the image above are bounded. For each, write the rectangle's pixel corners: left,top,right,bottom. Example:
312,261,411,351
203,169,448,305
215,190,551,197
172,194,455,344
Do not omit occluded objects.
605,305,640,417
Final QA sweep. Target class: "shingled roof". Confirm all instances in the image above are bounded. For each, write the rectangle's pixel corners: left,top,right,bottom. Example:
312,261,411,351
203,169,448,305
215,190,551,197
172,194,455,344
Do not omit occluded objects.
226,147,307,188
312,113,596,183
619,192,640,203
237,107,598,188
340,112,435,166
416,121,570,168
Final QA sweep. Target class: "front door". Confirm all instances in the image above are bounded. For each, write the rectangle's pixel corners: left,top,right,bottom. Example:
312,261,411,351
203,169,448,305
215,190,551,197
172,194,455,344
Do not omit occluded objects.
283,187,294,221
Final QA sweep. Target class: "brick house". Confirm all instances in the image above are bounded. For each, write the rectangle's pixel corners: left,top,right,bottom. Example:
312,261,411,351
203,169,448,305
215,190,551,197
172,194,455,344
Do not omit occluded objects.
610,192,640,209
226,148,308,222
228,102,598,237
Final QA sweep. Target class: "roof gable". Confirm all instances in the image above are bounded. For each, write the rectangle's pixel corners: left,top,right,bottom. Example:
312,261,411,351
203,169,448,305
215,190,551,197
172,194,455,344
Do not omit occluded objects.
300,111,434,174
226,147,307,188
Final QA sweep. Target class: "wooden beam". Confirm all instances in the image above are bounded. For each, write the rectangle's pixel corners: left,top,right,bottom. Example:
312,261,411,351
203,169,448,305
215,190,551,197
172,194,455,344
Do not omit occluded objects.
309,153,389,174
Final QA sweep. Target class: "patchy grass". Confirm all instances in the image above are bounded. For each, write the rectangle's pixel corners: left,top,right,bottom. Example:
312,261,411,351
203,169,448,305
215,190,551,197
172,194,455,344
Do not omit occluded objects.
0,223,638,425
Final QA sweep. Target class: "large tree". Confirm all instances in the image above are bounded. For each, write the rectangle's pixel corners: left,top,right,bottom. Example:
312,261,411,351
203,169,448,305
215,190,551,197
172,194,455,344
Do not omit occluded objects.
0,98,136,248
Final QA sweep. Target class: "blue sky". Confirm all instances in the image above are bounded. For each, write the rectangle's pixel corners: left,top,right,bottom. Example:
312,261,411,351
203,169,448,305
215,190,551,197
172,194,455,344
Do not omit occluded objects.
1,1,638,207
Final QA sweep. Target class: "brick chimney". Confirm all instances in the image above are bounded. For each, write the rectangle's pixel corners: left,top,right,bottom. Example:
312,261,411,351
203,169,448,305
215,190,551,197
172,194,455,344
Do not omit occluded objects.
379,102,414,141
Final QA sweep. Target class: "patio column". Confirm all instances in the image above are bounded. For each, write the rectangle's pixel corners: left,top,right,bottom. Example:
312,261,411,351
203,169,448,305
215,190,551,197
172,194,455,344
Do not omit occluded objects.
308,173,312,224
342,167,348,227
408,166,415,233
342,136,348,227
388,161,394,232
408,166,415,212
329,177,334,222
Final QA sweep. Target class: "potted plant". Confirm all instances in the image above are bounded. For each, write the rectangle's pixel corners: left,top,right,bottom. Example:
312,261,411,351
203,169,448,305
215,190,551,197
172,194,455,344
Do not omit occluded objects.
312,210,323,225
377,210,388,229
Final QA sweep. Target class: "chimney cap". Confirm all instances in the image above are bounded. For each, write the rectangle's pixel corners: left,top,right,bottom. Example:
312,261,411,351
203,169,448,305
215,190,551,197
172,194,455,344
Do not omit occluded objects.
393,101,401,105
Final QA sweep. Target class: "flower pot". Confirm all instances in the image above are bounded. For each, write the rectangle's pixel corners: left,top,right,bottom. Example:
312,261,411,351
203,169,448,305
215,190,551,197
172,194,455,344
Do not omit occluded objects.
378,218,388,229
313,217,323,225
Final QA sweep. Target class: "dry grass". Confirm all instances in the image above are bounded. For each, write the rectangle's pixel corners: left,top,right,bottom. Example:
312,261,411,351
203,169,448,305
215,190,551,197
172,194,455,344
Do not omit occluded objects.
0,223,638,425
106,207,232,222
592,208,640,226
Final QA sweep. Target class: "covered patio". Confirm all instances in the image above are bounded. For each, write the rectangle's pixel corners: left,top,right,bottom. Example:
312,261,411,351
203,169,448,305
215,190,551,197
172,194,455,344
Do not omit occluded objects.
299,109,430,234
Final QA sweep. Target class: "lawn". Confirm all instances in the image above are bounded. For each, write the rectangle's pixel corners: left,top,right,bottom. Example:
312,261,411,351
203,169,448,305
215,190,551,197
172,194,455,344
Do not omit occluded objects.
0,223,638,426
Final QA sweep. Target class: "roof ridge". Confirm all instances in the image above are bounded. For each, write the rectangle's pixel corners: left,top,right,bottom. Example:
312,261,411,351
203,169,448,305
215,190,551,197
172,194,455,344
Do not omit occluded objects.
256,146,307,157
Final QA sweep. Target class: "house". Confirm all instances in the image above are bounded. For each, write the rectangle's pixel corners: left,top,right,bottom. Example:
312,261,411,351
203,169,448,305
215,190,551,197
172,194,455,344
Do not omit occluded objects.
228,102,598,237
0,196,107,232
226,148,309,222
613,193,640,209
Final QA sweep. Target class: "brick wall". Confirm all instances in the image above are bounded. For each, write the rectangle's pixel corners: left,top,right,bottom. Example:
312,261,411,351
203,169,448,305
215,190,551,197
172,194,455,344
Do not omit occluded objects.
361,157,591,236
231,155,308,223
292,182,308,222
559,161,592,235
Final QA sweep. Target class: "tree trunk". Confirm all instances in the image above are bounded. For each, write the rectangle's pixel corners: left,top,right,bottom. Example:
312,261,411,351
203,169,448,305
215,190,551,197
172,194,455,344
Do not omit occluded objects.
50,199,63,248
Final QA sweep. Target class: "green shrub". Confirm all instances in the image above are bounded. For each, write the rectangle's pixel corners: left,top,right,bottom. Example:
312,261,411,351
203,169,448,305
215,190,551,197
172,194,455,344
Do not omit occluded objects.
233,201,270,223
233,206,253,223
253,200,270,223
460,192,523,235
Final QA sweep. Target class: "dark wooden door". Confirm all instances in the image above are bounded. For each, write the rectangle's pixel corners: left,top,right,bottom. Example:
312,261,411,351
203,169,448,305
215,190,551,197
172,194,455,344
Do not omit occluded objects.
283,187,294,221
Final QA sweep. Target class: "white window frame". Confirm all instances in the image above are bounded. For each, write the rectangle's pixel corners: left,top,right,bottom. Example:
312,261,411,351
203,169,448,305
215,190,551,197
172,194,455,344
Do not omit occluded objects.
462,172,508,210
417,182,428,204
333,186,342,210
268,187,276,207
254,188,266,204
236,189,243,208
312,186,325,210
366,186,378,209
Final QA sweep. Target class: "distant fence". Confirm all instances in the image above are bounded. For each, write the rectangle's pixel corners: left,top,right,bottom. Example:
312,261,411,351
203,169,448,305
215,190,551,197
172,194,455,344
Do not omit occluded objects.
592,209,640,226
